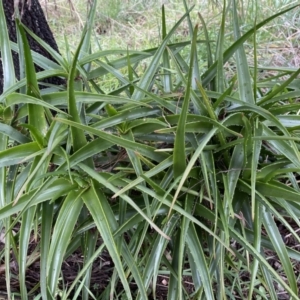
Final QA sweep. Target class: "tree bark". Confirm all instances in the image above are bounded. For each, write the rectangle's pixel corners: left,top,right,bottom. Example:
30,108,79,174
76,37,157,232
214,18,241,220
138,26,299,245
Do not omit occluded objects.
0,0,65,94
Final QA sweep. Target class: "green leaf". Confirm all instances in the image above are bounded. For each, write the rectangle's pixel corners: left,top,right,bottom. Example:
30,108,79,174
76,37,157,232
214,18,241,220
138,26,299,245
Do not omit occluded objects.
82,183,133,300
21,23,67,69
0,123,31,144
112,156,173,199
18,206,36,300
0,178,77,222
161,5,172,93
258,68,300,106
232,0,255,104
47,190,84,296
0,142,42,167
261,124,300,168
249,200,262,300
56,117,169,162
0,0,15,90
6,93,68,115
79,164,170,240
186,223,214,298
42,91,151,108
40,202,54,300
67,29,90,156
214,0,226,93
262,209,297,294
137,214,180,299
173,25,198,178
263,115,300,128
168,193,193,300
255,181,300,203
251,121,263,217
16,19,48,136
171,127,218,213
79,0,97,59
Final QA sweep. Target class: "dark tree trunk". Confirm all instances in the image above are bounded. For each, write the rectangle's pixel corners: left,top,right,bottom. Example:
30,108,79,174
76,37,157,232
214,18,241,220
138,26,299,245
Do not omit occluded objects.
0,0,65,94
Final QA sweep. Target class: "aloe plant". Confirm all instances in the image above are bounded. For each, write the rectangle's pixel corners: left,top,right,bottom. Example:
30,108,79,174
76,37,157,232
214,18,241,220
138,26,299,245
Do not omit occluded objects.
0,0,300,299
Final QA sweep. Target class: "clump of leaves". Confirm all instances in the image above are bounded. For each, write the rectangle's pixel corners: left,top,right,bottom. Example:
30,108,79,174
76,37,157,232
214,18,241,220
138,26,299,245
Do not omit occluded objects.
1,0,300,299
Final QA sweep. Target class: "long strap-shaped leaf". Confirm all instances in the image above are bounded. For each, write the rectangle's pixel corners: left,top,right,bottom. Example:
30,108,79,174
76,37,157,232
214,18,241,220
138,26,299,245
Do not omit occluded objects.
263,209,298,294
173,25,198,179
186,223,214,298
232,0,255,104
161,5,172,93
67,26,93,169
0,3,12,295
47,190,84,296
82,183,133,300
0,1,15,91
16,18,51,299
79,163,170,240
16,19,48,136
56,117,169,162
137,214,180,300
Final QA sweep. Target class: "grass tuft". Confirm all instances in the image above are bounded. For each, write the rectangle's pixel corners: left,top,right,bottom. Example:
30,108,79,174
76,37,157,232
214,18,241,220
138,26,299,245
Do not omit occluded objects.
1,0,300,299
